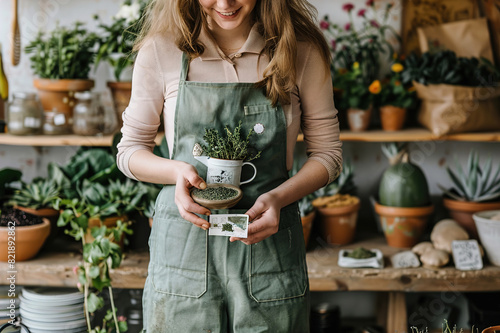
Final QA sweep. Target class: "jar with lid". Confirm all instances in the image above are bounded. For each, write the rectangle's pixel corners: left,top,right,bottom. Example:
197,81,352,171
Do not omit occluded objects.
6,92,43,135
44,110,71,135
73,91,105,136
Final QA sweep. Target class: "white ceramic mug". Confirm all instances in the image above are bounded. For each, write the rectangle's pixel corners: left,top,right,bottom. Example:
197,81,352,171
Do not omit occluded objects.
195,156,257,187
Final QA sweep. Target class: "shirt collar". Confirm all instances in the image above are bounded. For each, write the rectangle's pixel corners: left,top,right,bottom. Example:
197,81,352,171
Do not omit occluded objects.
199,23,265,61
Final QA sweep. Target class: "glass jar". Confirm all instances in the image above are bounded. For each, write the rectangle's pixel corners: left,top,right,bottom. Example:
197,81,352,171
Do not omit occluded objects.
73,91,105,136
7,92,43,135
43,110,71,135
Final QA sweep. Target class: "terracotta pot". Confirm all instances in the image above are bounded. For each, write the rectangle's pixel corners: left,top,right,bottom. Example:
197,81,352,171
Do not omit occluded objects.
85,215,128,246
375,202,434,248
149,217,153,228
482,326,500,333
107,81,132,129
379,105,406,131
317,198,360,245
0,218,51,261
443,197,500,239
15,206,60,247
33,78,95,122
301,210,316,248
347,107,372,132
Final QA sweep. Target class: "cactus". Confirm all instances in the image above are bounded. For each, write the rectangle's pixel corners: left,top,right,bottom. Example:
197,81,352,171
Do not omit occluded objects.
439,151,500,202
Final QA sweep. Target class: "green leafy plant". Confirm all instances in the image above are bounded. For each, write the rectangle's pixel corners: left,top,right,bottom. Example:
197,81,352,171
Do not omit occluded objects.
438,151,500,202
9,178,60,210
320,1,400,85
401,51,500,87
333,62,375,110
0,168,22,204
375,60,417,109
201,121,261,161
25,22,99,79
94,0,148,81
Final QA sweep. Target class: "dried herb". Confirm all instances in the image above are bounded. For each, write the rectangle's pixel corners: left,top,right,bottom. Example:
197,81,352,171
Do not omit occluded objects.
192,187,238,201
343,247,376,259
222,223,234,232
201,121,261,162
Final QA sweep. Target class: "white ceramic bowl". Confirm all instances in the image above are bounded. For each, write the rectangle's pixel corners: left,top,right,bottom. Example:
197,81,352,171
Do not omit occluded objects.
473,210,500,266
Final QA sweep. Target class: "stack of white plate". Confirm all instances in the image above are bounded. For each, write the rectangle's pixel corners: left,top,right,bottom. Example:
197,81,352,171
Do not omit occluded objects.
0,286,20,332
19,287,86,333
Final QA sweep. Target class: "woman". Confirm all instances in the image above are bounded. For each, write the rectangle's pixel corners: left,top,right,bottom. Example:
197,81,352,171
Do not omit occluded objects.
117,0,342,331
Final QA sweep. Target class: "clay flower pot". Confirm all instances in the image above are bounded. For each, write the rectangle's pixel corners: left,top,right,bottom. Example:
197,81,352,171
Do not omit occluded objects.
33,78,95,121
86,215,128,246
472,210,500,267
317,198,360,245
379,105,406,131
482,326,500,333
347,107,372,132
443,197,500,239
301,210,316,248
375,202,434,248
0,218,51,261
15,206,60,247
107,81,132,129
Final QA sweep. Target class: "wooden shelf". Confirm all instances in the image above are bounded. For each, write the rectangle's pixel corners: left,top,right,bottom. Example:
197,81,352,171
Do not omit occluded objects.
2,236,499,291
1,128,499,147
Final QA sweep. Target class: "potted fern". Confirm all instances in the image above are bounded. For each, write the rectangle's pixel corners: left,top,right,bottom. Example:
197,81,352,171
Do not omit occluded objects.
311,161,359,245
439,151,500,239
25,22,99,123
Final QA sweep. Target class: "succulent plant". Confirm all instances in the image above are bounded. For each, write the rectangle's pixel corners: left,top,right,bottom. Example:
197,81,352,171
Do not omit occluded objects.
439,151,500,202
10,178,60,210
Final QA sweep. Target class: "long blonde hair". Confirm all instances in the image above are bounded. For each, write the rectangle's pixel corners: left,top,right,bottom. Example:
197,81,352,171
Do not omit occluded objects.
135,0,331,106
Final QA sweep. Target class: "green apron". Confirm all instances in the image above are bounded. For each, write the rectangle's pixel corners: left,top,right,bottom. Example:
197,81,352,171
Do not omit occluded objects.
142,53,309,333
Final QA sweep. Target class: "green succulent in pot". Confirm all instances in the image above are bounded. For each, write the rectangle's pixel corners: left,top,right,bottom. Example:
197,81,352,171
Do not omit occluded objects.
9,178,60,211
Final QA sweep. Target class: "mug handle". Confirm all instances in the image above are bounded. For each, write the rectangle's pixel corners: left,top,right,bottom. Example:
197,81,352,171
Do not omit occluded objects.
240,162,257,185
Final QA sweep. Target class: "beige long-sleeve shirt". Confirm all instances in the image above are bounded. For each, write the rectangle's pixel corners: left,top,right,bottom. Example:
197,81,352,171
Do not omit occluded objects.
117,24,342,183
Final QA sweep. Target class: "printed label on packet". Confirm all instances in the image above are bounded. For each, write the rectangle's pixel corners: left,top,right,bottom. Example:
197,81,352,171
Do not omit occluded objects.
209,214,249,238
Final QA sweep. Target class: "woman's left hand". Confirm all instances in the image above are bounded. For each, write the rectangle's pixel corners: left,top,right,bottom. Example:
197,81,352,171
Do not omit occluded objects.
230,192,281,245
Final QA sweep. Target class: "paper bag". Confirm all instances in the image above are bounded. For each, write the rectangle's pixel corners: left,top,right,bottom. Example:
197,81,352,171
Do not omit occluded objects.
414,81,500,136
417,18,495,63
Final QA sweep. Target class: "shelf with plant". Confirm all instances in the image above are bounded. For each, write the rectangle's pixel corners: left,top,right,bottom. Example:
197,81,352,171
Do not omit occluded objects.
24,22,100,123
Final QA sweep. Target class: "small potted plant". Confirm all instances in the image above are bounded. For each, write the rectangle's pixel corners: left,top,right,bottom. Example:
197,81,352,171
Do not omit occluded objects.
0,168,51,262
25,22,99,122
375,143,434,248
9,178,60,219
439,151,500,238
375,60,417,131
312,161,360,245
298,193,316,249
94,0,148,127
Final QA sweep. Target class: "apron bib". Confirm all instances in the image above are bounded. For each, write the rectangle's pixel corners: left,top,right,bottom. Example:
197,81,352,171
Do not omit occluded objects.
142,53,309,333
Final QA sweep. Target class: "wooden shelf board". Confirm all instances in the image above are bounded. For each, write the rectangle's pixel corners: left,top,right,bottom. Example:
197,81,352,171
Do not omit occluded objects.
2,236,500,291
0,133,164,146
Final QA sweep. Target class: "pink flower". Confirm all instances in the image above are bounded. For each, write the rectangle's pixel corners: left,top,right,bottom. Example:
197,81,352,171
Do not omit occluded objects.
77,282,82,289
344,23,351,31
72,266,78,275
342,3,354,12
366,0,374,6
118,316,127,322
357,9,366,17
370,20,380,28
320,20,329,30
331,40,337,51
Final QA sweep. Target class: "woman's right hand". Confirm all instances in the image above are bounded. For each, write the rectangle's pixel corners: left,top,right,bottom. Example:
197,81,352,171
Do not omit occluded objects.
174,163,211,230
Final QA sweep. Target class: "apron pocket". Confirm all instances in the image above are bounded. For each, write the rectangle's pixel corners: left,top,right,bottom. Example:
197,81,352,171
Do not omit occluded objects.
150,212,208,298
249,207,308,302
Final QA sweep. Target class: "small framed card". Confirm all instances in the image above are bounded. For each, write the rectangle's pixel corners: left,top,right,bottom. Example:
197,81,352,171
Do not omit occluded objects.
209,214,249,238
452,239,483,271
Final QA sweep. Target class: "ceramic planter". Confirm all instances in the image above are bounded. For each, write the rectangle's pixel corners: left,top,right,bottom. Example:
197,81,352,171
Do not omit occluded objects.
379,105,406,131
375,202,434,248
473,210,500,266
194,156,257,187
317,198,360,245
33,78,95,122
443,197,500,239
107,81,132,129
347,107,372,132
15,206,60,247
0,218,51,261
301,210,316,248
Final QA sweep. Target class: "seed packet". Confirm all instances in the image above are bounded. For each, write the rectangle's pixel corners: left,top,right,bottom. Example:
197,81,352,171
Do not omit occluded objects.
209,214,248,238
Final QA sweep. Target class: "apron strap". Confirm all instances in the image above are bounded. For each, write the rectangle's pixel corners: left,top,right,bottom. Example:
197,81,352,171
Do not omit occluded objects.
180,52,189,82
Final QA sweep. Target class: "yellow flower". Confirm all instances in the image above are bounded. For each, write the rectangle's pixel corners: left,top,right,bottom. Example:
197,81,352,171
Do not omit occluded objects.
353,62,360,70
369,80,381,94
391,63,404,73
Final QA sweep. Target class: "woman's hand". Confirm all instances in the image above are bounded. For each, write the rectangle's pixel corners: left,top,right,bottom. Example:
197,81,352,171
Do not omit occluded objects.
174,163,211,230
230,192,282,245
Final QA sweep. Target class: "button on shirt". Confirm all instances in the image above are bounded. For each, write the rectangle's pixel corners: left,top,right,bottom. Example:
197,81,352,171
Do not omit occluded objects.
117,24,342,183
